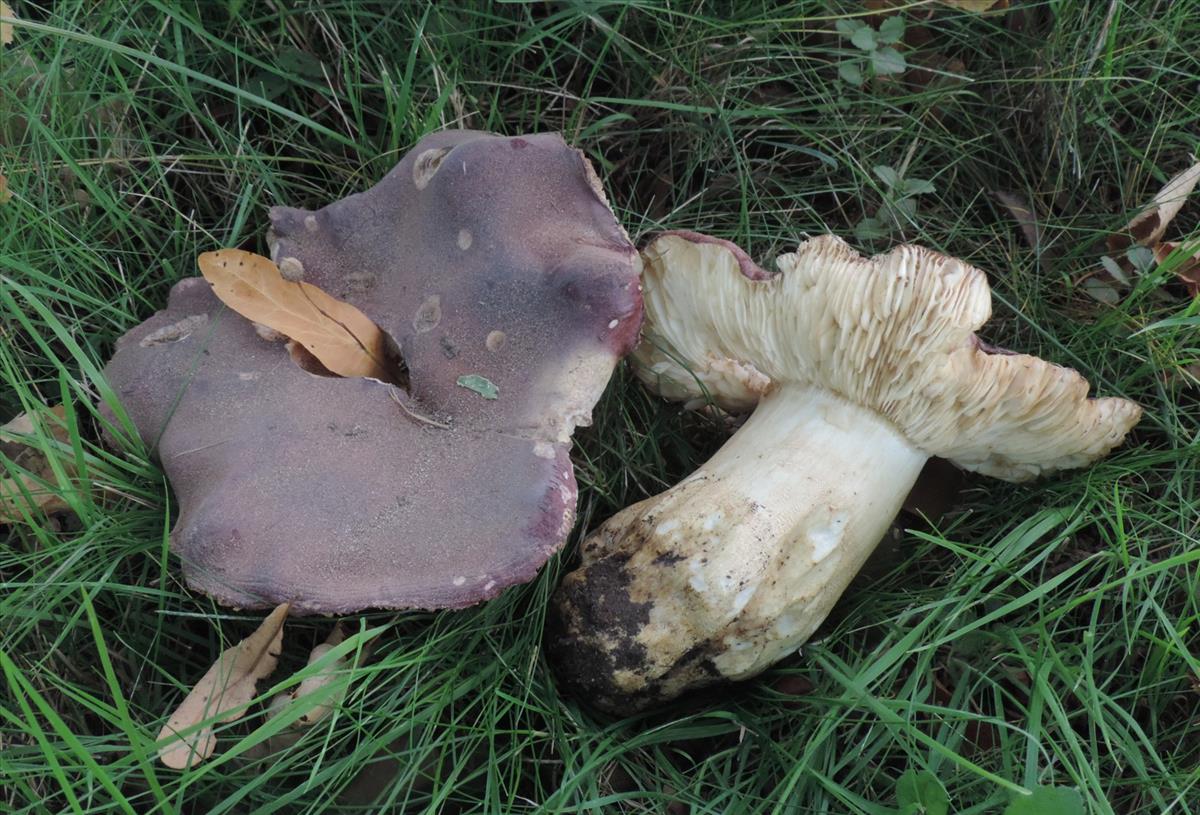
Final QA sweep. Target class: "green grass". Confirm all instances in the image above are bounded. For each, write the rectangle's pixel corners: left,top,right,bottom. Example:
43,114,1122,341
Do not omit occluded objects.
1,1,1197,812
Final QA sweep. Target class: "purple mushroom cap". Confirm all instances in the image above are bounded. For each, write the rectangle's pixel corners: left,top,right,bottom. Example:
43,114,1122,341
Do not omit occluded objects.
103,131,642,614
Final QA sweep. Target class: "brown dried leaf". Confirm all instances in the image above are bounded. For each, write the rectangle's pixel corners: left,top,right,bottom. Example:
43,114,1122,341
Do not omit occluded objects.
157,602,289,769
0,174,10,204
1,405,70,448
268,623,375,728
1108,162,1200,253
1,2,15,47
1154,241,1200,298
1178,363,1200,389
993,190,1041,251
0,405,73,524
198,249,390,381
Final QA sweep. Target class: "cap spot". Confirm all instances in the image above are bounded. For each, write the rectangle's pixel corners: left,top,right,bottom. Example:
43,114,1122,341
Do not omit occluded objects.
303,215,318,232
413,147,450,190
238,372,261,381
413,295,442,333
278,256,305,281
607,319,619,329
343,272,377,295
457,229,473,251
453,576,466,587
485,330,506,352
484,580,497,592
533,441,556,459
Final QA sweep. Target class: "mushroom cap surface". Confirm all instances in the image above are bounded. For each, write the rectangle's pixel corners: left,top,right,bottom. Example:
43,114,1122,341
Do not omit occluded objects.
103,130,642,613
634,232,1140,480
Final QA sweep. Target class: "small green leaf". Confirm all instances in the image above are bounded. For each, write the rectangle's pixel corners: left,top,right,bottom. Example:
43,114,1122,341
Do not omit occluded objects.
1100,255,1131,286
855,216,888,240
902,178,936,196
878,16,906,44
1082,275,1121,305
246,71,290,102
873,165,902,189
277,47,326,81
872,46,907,75
838,60,865,86
1002,785,1084,815
456,374,498,400
836,18,867,37
897,770,949,815
1126,244,1156,273
850,26,878,51
893,197,918,220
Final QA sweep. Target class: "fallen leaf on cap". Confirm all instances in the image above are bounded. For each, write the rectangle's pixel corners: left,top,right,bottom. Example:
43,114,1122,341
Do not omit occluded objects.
1,2,15,47
198,249,391,381
157,602,289,769
1108,161,1200,254
456,373,499,400
1,404,74,524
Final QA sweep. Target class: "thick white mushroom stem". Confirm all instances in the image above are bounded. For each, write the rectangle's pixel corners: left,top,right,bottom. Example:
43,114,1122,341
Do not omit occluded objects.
548,384,925,711
650,385,924,674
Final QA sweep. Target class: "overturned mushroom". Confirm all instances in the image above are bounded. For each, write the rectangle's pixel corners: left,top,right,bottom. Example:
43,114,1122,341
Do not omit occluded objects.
103,131,641,613
547,231,1141,713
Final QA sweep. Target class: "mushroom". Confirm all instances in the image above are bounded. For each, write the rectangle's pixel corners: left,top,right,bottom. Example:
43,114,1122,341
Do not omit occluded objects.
546,231,1141,713
102,131,642,614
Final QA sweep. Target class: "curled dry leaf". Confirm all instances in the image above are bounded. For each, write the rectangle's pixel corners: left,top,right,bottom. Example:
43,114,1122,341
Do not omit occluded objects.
197,249,392,381
1108,162,1200,253
267,622,375,729
1093,161,1200,301
157,602,289,769
993,191,1043,252
1,2,14,47
1153,241,1200,298
0,405,73,524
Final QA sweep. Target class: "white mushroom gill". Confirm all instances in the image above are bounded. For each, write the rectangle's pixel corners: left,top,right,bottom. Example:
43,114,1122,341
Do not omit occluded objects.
547,232,1142,714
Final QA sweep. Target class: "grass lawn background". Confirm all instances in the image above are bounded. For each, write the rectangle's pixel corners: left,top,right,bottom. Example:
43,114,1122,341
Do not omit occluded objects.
1,1,1197,812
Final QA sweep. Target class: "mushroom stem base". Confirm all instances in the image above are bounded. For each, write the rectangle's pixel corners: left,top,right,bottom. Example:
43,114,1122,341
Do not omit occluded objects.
547,385,927,713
